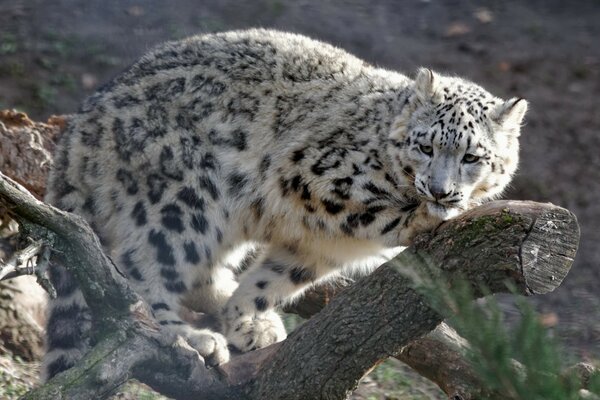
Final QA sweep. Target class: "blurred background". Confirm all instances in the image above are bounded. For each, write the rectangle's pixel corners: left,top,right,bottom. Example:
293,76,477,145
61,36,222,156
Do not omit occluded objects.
1,0,599,397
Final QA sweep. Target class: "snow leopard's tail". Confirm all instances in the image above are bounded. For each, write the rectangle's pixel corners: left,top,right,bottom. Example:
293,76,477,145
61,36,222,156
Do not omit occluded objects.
42,129,93,381
41,262,92,381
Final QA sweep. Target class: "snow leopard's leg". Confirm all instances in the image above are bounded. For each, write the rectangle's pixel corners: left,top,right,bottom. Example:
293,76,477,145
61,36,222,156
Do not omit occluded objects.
133,280,230,367
182,267,239,315
222,246,324,352
105,220,231,367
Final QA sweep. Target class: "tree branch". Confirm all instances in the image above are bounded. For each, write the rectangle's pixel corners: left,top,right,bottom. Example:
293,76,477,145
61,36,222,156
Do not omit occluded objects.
284,201,582,399
0,167,580,400
0,171,138,322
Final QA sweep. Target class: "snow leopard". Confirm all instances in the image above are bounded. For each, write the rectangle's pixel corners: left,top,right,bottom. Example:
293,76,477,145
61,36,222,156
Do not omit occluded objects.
42,29,527,379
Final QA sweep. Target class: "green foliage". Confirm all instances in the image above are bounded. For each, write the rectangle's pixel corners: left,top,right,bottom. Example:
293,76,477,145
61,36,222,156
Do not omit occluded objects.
410,259,600,399
450,284,566,399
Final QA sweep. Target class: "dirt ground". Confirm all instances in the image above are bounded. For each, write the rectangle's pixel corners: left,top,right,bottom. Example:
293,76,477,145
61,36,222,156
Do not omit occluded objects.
1,0,599,383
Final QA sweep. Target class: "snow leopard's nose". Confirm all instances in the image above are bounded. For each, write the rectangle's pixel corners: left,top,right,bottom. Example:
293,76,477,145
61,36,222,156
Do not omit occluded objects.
428,184,452,200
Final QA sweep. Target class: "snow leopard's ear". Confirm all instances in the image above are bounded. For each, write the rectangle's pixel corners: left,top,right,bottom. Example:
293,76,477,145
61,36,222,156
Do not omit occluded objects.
492,98,528,135
414,68,442,104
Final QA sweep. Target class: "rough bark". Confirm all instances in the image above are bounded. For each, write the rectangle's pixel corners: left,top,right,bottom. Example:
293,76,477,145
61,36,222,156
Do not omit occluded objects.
287,283,499,399
0,109,63,200
0,164,580,400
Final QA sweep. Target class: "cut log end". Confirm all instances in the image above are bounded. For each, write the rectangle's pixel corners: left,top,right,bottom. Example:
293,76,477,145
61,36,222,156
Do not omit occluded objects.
521,206,580,294
418,200,580,296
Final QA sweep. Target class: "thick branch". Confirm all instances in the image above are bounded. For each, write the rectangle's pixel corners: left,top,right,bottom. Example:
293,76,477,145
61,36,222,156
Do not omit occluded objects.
287,282,496,398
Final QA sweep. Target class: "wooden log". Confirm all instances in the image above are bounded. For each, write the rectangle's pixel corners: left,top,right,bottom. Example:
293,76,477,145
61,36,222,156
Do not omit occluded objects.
283,200,579,399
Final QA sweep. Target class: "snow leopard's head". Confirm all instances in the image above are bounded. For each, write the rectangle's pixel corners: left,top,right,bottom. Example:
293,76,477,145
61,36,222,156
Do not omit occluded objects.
388,68,528,220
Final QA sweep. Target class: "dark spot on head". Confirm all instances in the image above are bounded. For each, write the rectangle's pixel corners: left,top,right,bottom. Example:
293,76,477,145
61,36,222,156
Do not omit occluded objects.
291,148,305,163
304,204,316,213
332,177,353,200
200,152,218,170
291,175,303,192
364,183,390,197
279,177,290,196
82,196,96,214
148,229,176,266
131,201,147,226
259,155,271,175
256,280,268,289
116,168,139,195
160,145,184,181
165,281,187,293
183,241,201,264
199,176,220,200
231,128,247,151
381,217,402,235
177,187,205,210
359,213,376,226
160,267,179,281
191,213,209,234
161,204,185,233
322,199,344,214
254,297,268,311
147,173,168,204
227,172,248,197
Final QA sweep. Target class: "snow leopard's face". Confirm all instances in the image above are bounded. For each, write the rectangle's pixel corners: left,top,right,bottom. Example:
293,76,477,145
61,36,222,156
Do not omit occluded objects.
388,69,527,220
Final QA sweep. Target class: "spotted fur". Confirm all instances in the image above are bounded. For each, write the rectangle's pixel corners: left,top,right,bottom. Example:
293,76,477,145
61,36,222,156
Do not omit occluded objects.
43,29,527,379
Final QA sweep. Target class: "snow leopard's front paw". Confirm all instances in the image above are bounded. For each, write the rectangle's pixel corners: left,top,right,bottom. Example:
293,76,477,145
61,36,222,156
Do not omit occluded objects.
179,328,230,366
224,310,287,352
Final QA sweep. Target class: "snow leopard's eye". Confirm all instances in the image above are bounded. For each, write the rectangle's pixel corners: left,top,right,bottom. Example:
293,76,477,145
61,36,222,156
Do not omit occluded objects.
462,153,480,163
419,144,433,156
